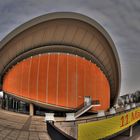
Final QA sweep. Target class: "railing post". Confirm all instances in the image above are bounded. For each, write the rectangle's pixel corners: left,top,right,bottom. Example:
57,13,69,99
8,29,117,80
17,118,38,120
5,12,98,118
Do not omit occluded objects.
129,125,133,137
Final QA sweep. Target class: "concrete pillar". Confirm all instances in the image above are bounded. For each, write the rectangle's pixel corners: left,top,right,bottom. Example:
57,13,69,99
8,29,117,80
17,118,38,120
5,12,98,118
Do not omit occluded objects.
109,107,116,115
97,110,105,117
6,96,9,110
129,125,133,137
45,113,55,122
2,93,5,109
16,101,18,111
66,113,75,121
29,103,34,116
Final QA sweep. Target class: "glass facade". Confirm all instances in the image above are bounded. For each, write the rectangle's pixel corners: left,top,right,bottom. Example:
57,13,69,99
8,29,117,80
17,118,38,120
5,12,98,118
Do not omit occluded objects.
2,93,29,114
2,93,68,116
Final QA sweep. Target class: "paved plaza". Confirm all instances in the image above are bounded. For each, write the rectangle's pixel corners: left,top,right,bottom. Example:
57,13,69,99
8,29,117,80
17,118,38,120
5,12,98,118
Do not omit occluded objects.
0,109,51,140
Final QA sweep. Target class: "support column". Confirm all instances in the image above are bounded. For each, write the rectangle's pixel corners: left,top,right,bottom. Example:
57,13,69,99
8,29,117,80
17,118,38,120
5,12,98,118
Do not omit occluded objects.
16,100,18,112
2,93,5,109
6,95,9,110
129,125,133,137
29,103,34,116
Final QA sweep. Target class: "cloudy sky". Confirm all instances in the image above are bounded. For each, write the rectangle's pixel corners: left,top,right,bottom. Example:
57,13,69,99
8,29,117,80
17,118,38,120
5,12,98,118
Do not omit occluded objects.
0,0,140,95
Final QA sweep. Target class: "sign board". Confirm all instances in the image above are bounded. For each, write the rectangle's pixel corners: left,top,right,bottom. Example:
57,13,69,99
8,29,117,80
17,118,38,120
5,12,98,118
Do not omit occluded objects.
78,107,140,140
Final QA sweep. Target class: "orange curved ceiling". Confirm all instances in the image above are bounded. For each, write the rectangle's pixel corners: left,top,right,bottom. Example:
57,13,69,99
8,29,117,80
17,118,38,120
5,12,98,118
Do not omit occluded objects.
2,53,110,111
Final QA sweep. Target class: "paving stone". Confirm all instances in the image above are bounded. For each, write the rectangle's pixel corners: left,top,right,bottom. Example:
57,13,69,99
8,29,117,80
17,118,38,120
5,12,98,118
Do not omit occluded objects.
0,109,51,140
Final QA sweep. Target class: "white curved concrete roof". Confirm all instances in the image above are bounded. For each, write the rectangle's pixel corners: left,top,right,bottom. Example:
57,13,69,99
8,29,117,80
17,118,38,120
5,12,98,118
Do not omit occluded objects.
0,12,121,105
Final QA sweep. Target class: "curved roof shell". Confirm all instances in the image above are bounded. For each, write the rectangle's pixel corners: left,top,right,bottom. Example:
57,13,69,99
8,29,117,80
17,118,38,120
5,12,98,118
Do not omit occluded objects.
0,12,121,106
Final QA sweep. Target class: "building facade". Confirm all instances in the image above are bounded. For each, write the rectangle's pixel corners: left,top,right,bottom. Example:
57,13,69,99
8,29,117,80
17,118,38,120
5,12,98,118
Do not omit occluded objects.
0,12,121,114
